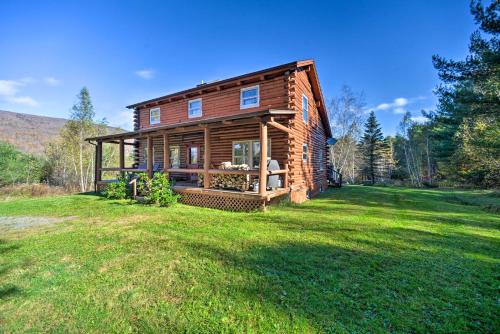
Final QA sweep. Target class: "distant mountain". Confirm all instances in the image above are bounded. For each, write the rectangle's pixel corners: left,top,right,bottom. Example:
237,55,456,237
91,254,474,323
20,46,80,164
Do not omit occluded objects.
0,110,124,155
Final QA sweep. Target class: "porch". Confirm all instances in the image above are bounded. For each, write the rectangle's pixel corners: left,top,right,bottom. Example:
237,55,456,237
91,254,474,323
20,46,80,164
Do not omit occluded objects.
87,109,295,211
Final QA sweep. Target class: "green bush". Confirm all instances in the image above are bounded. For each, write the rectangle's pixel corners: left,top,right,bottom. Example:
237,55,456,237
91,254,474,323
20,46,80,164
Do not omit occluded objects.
102,175,130,199
137,172,179,207
0,141,46,186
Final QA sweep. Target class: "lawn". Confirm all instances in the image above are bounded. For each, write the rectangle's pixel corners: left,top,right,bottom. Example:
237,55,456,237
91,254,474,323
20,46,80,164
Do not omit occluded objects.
0,186,498,333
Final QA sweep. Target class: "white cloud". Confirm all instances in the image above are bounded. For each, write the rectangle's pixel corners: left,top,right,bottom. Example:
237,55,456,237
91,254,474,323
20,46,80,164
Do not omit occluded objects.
374,97,409,111
135,69,155,80
411,115,428,123
394,97,408,107
375,103,391,111
371,96,427,115
6,96,39,107
0,79,38,107
44,77,61,86
0,80,22,96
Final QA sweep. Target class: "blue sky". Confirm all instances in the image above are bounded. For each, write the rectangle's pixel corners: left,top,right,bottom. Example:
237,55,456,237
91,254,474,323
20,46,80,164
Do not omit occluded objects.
0,0,476,135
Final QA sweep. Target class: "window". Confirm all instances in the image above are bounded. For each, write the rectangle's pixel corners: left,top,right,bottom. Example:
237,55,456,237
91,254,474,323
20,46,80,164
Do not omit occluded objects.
169,146,180,168
233,142,250,165
302,143,308,162
189,147,198,165
188,98,202,118
319,148,324,170
302,95,309,123
150,107,160,125
232,140,271,168
240,85,259,109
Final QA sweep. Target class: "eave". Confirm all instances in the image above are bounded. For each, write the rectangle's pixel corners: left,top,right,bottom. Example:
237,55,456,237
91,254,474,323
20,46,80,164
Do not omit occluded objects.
86,109,296,142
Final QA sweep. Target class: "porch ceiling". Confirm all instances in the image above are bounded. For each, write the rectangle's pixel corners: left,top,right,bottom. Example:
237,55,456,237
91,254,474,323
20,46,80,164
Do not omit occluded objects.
85,109,296,142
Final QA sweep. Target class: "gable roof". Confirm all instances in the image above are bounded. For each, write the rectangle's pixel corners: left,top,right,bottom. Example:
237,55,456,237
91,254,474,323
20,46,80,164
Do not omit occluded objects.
127,60,331,137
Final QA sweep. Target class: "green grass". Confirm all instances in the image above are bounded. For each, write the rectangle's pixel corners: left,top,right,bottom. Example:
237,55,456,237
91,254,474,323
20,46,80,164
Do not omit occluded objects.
0,186,498,333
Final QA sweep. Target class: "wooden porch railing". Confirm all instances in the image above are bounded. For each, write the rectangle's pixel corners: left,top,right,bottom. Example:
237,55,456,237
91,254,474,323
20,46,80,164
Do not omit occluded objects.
96,167,287,198
94,116,292,197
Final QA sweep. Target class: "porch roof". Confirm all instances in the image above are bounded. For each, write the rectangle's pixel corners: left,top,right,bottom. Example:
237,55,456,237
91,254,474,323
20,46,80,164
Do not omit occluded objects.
86,109,296,142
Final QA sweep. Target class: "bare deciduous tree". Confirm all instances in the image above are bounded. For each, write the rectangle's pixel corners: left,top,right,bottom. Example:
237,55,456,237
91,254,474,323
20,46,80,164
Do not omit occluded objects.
328,85,366,183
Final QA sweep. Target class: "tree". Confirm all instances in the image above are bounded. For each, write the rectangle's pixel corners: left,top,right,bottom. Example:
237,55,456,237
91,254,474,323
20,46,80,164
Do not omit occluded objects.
359,111,384,184
328,85,365,183
380,136,396,181
0,141,46,186
48,88,109,192
429,0,499,187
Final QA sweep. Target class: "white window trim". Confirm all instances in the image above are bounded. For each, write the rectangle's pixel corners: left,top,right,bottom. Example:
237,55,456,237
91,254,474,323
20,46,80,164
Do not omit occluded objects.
302,143,308,162
232,139,271,168
150,107,161,125
240,85,260,109
188,98,202,118
302,94,309,123
169,145,180,168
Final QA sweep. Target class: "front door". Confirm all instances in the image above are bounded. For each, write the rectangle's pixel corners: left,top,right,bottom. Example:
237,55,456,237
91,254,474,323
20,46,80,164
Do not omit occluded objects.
187,145,199,181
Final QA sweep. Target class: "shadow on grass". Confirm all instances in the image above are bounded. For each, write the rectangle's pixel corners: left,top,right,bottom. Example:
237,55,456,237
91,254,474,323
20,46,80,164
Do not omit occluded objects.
0,284,21,300
0,239,20,255
271,186,500,231
182,238,498,333
0,239,23,301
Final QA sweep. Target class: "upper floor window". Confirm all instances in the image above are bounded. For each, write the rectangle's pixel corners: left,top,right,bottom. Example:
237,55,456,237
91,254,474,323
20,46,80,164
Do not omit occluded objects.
188,98,202,118
240,85,259,109
302,95,309,123
150,107,160,125
302,143,308,162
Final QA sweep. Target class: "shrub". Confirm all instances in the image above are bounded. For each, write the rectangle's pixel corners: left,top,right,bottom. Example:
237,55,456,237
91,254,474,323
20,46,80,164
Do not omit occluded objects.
102,175,130,199
0,141,46,186
136,172,152,197
136,172,179,207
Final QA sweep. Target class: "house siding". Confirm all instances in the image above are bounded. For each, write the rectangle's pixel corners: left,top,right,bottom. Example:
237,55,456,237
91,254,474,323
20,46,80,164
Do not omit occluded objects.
137,75,288,130
135,120,290,174
288,69,328,202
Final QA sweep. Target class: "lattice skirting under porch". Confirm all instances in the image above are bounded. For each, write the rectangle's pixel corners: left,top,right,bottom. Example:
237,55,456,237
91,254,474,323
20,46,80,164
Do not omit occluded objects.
175,191,266,211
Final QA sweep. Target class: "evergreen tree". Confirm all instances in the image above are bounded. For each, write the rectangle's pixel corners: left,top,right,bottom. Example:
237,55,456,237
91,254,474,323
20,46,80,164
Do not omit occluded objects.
359,111,384,184
429,0,499,187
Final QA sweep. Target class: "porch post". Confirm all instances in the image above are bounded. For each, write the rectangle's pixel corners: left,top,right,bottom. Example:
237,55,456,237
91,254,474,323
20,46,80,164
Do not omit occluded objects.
203,126,211,189
259,120,268,196
163,132,169,173
95,140,102,192
119,139,125,174
147,136,153,178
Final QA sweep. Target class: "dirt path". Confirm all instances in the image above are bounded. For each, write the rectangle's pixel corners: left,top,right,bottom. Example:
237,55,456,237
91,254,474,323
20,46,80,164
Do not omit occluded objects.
0,216,75,231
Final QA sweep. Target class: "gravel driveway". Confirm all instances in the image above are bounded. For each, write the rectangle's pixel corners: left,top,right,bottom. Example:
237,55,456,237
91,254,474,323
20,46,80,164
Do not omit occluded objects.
0,216,75,231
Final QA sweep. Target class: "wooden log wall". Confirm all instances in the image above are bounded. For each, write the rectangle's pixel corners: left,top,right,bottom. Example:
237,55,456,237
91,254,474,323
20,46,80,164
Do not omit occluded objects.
135,120,290,178
287,69,328,200
137,75,288,129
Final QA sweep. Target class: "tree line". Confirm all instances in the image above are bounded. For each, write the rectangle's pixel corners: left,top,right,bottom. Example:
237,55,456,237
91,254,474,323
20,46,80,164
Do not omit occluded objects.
0,87,119,192
329,0,499,189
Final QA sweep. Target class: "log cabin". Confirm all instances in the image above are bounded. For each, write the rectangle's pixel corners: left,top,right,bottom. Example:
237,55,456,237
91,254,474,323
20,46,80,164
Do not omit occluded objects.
87,60,332,211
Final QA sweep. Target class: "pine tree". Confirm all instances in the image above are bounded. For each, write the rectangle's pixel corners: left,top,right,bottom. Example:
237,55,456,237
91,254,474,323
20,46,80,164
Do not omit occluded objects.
359,111,384,185
430,0,499,187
